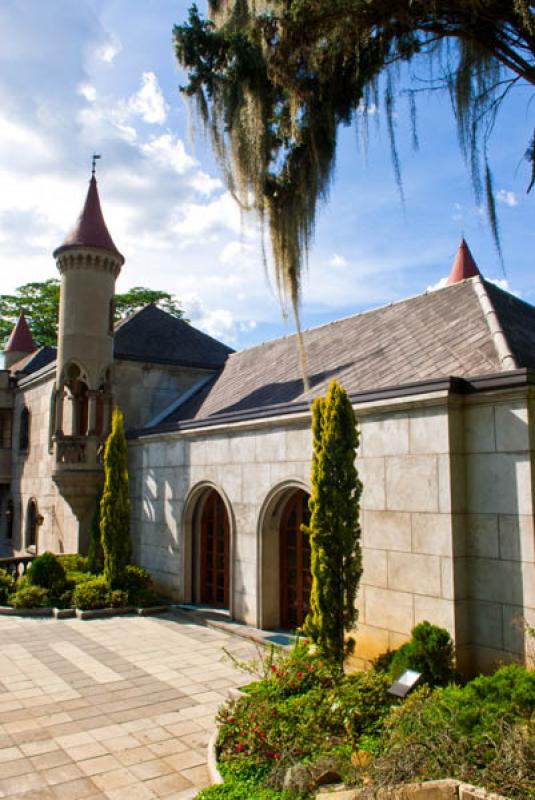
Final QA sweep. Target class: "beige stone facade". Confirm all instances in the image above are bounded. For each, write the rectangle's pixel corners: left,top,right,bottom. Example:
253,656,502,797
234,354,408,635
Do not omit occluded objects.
2,177,534,677
127,384,535,675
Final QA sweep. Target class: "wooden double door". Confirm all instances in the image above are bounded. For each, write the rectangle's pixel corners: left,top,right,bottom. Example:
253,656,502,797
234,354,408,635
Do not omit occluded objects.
200,490,229,607
279,490,312,629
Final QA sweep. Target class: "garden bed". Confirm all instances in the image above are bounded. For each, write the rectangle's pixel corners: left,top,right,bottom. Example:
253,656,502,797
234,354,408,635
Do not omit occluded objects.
197,626,534,800
0,552,167,619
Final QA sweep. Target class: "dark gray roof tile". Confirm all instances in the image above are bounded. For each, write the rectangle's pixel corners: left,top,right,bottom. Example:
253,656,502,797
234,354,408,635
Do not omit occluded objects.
170,279,535,425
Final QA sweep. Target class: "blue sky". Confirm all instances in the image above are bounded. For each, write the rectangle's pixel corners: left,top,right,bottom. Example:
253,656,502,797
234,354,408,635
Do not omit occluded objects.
0,0,533,349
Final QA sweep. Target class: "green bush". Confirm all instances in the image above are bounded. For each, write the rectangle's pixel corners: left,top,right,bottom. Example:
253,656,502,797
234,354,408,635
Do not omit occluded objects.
368,665,535,798
386,621,457,687
107,589,129,608
28,551,66,591
57,554,88,572
72,577,110,610
0,568,14,603
123,564,156,606
10,585,49,608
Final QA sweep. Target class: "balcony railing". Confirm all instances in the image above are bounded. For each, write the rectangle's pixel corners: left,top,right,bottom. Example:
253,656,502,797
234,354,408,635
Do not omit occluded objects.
54,436,105,471
0,555,35,579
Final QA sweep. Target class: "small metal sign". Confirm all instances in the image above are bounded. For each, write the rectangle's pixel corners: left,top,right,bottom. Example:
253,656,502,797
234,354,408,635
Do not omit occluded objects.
388,669,422,698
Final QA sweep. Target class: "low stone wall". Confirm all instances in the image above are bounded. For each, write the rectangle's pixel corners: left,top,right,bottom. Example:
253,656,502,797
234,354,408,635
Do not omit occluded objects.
316,779,508,799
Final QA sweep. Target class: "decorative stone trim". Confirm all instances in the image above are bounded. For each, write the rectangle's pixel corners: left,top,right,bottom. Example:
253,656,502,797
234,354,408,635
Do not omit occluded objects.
314,779,509,799
0,605,171,619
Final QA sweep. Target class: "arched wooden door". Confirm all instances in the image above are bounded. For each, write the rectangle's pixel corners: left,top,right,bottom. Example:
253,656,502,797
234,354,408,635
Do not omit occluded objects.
200,490,230,607
280,490,311,629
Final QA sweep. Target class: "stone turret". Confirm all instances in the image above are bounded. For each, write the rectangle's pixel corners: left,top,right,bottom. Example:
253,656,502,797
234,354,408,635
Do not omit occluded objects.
52,169,124,548
4,312,36,369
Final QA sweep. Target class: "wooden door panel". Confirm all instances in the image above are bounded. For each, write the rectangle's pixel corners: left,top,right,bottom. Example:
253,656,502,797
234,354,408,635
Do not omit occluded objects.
280,490,311,629
200,490,229,607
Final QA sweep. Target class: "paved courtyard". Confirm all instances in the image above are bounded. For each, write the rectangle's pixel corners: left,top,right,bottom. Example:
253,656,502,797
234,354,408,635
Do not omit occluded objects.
0,611,258,799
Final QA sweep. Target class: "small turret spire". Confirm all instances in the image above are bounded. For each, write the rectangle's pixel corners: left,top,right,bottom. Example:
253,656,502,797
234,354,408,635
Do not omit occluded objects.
53,160,123,260
4,312,36,369
447,238,481,284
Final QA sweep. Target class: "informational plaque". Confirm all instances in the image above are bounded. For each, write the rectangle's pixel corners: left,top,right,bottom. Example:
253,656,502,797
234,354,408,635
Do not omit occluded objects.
387,669,422,698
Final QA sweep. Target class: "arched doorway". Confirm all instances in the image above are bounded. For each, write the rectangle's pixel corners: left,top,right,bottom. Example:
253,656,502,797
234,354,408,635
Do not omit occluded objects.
279,489,311,629
200,489,230,607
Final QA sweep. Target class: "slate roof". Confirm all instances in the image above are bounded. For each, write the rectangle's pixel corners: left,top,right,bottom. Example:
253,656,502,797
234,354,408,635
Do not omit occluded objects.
10,346,57,376
164,277,535,425
5,313,35,354
113,304,234,369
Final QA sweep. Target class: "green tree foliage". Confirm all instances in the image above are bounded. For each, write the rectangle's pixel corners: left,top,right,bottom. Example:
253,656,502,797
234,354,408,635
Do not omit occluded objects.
27,551,66,591
0,280,186,347
386,621,457,687
303,381,362,665
175,1,534,327
86,484,104,575
100,408,131,587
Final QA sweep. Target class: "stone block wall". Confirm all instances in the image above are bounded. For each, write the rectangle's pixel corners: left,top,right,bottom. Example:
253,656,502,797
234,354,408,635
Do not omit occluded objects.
129,387,535,673
114,361,215,430
353,401,459,667
461,392,535,673
10,374,79,555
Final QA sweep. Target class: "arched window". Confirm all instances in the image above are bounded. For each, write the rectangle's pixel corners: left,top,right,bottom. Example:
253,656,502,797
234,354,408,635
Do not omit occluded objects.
19,407,30,451
26,499,38,550
5,499,14,540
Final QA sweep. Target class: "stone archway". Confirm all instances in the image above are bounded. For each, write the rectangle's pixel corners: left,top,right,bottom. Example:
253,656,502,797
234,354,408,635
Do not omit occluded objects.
257,481,311,630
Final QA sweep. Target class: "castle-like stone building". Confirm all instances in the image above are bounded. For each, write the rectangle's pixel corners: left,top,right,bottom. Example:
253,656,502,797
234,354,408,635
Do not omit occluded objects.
2,173,534,675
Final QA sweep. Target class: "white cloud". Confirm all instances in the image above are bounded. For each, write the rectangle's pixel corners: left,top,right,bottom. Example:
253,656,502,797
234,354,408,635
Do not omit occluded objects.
487,277,521,297
329,253,349,268
127,72,168,125
175,193,241,238
427,276,448,291
95,34,122,64
140,134,195,174
496,189,518,207
78,83,97,102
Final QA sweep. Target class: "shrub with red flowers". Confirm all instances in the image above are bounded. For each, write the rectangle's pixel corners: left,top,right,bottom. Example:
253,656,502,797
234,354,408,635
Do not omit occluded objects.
215,640,392,794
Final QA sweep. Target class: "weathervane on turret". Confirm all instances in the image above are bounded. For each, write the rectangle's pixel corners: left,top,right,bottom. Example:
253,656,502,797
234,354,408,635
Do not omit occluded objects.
91,153,101,177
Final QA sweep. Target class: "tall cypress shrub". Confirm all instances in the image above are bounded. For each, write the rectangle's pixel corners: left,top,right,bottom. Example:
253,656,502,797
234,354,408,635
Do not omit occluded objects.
303,381,363,666
101,408,131,587
86,484,103,574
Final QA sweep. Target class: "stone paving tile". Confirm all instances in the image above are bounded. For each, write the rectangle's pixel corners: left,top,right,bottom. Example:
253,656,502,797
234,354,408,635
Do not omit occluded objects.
0,613,257,798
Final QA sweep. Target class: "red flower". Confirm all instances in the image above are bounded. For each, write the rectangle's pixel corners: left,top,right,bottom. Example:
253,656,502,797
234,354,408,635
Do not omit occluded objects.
235,743,245,753
277,670,285,677
303,639,309,645
296,672,303,679
273,752,280,761
271,665,277,673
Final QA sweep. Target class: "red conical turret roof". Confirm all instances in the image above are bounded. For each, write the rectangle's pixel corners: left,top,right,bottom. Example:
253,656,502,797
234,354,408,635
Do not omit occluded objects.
447,238,481,284
54,175,123,259
5,312,35,354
